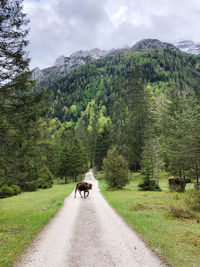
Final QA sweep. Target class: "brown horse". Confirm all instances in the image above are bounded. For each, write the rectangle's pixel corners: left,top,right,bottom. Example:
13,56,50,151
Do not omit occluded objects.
74,182,92,198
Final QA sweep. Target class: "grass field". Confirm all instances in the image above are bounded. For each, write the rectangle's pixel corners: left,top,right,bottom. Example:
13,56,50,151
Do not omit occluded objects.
96,172,200,267
0,182,75,267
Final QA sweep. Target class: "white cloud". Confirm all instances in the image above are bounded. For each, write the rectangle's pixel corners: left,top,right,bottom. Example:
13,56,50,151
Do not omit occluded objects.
24,0,200,69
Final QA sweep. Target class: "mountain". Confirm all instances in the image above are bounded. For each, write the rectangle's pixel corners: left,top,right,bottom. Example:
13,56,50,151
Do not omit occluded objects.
131,39,176,51
174,40,200,55
32,39,177,81
34,43,200,122
32,39,200,82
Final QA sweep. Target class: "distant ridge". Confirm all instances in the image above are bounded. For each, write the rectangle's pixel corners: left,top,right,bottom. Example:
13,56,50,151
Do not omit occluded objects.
32,39,199,81
173,40,200,55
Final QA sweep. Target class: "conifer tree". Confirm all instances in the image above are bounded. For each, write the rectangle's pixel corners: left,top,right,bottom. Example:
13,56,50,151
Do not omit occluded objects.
103,146,129,188
0,0,47,190
161,88,200,183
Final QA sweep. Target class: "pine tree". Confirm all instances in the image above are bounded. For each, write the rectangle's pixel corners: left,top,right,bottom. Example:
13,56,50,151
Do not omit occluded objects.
161,88,199,183
102,146,129,188
56,137,87,183
0,0,47,190
124,66,150,171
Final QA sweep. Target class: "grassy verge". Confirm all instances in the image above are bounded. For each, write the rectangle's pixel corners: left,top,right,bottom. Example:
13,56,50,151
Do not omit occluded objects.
0,182,75,267
96,172,200,267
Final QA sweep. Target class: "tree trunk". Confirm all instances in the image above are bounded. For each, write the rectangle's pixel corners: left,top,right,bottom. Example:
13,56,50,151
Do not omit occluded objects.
179,168,182,179
194,153,199,189
65,176,67,184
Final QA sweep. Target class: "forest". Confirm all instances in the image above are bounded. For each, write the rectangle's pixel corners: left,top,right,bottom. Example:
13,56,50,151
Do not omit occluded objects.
1,0,200,197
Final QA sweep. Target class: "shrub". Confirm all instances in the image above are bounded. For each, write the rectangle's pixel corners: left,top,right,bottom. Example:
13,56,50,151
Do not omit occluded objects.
169,205,196,219
168,195,197,219
40,182,52,189
184,189,200,211
102,146,129,188
168,177,191,192
138,177,161,191
38,166,54,189
23,181,38,192
0,185,15,198
0,184,22,198
11,185,22,195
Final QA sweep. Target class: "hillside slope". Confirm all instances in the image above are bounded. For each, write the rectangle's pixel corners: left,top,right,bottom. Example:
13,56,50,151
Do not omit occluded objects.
35,47,200,122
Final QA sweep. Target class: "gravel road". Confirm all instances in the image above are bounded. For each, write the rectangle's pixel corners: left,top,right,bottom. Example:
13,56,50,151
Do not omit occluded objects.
14,170,165,267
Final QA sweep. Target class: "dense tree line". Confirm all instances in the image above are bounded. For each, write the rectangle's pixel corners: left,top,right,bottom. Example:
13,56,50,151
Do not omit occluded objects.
0,0,53,197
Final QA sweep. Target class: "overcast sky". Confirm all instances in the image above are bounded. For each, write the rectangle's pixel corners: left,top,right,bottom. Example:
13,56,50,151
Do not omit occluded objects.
24,0,200,69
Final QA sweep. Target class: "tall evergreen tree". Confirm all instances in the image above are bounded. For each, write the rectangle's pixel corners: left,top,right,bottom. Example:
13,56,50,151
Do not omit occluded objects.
124,66,149,170
0,0,47,190
161,88,200,183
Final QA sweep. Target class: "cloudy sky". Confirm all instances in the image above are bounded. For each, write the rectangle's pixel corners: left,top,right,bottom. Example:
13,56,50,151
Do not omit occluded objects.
24,0,200,69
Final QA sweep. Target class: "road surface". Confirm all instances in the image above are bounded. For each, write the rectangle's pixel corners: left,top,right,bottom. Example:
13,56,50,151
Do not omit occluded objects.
14,170,165,267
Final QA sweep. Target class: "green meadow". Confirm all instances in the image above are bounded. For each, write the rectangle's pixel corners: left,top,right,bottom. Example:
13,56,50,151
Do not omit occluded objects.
0,183,75,267
96,172,200,267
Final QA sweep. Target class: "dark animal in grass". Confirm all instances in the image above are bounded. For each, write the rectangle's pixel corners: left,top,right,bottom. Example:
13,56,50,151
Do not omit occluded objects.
74,182,92,198
168,177,191,192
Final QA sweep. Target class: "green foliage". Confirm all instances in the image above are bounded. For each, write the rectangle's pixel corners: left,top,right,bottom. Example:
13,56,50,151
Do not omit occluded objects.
0,0,51,193
0,185,15,198
38,166,54,189
11,185,22,195
38,48,200,124
161,89,200,182
102,146,129,188
184,189,200,211
168,179,187,193
168,204,196,219
168,194,196,219
56,137,88,182
138,177,161,191
35,47,200,178
0,184,21,198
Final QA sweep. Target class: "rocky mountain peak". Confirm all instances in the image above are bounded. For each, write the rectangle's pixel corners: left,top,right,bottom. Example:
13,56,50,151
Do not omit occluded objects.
173,40,200,55
31,67,44,82
70,48,109,59
131,39,177,51
54,55,65,67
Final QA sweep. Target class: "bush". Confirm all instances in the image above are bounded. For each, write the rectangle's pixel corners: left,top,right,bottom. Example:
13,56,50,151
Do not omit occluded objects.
168,195,197,219
0,184,22,198
0,185,15,198
168,178,190,192
40,182,52,189
38,166,54,189
184,189,200,211
169,205,196,219
23,181,38,192
102,146,129,188
11,185,22,195
138,177,161,191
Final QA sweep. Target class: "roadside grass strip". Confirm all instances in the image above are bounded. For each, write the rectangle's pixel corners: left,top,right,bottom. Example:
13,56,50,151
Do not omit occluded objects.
0,183,75,267
97,173,200,267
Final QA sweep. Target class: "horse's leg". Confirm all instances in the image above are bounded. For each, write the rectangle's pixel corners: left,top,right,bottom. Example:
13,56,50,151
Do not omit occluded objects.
74,186,77,198
79,190,83,198
85,190,89,198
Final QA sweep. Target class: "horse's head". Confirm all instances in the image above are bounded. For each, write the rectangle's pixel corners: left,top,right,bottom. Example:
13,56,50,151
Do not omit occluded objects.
88,183,92,190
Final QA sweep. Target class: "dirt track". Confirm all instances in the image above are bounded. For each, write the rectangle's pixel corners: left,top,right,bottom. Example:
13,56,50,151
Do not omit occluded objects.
14,171,165,267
